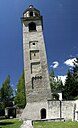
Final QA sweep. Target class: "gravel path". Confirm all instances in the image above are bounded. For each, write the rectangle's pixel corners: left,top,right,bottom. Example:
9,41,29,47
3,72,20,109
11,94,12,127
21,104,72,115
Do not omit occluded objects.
20,120,33,128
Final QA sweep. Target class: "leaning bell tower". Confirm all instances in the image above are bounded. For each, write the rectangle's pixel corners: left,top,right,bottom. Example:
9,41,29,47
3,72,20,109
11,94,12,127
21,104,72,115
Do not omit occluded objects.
21,5,51,120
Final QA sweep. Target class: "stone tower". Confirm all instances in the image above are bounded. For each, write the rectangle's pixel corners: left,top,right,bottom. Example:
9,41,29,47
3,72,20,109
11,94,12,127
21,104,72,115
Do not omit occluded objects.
21,5,51,120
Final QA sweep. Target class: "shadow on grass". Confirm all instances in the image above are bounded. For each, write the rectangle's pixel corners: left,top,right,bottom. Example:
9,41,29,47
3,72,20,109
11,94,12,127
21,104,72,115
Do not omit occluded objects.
0,122,14,126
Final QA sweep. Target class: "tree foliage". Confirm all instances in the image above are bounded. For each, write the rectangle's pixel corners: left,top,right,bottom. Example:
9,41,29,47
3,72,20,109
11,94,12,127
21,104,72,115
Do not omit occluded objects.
14,71,26,108
63,58,78,100
0,75,13,108
62,70,74,100
73,58,78,73
50,69,63,100
50,69,63,92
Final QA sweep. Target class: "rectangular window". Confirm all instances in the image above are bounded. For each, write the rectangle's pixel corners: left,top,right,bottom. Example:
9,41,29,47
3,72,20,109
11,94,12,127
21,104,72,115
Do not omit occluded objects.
30,50,40,60
31,62,41,74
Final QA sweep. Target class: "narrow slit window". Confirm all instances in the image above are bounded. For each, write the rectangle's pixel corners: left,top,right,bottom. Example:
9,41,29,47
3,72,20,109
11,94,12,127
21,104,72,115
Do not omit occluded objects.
34,53,36,56
32,77,34,89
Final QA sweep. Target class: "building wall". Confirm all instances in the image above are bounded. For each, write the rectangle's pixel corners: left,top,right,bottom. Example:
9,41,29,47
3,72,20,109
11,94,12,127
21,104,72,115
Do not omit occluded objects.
21,100,77,121
48,100,75,121
21,101,48,120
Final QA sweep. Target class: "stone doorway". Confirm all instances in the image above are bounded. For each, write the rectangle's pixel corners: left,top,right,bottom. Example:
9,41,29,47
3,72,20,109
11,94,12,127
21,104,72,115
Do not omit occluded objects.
41,108,46,119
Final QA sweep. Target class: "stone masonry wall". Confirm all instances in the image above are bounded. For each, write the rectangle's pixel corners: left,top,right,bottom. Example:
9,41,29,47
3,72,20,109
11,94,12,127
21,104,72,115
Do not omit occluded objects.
48,100,75,121
21,101,48,120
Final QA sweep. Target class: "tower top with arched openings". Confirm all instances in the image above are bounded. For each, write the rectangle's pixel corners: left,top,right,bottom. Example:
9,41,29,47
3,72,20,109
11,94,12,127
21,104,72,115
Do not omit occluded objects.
23,5,40,18
21,5,43,30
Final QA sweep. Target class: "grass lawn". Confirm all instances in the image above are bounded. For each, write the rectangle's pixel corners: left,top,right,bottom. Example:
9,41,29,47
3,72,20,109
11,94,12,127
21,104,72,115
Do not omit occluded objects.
0,118,22,128
33,121,78,128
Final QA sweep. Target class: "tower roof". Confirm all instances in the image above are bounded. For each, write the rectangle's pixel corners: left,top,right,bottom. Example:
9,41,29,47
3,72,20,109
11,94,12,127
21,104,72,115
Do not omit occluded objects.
23,5,40,16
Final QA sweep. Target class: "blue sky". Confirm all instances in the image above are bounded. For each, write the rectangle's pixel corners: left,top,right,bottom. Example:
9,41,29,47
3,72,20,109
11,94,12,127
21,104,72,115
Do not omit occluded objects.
0,0,78,88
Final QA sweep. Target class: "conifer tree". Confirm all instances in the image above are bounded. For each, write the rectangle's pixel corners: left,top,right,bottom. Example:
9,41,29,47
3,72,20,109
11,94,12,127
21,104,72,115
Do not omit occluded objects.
15,71,26,108
1,75,13,108
50,69,63,92
63,58,78,100
63,70,74,100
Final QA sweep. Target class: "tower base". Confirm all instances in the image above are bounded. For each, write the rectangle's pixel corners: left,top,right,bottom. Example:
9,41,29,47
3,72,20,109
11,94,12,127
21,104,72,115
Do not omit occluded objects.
21,101,48,120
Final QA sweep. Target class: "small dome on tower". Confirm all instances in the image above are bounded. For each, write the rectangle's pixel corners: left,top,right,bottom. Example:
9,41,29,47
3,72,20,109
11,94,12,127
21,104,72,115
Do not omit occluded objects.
29,5,33,8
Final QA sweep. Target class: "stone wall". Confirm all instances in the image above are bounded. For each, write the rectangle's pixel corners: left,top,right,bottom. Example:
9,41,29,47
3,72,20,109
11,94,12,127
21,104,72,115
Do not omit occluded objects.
21,100,78,121
48,100,75,121
21,101,48,120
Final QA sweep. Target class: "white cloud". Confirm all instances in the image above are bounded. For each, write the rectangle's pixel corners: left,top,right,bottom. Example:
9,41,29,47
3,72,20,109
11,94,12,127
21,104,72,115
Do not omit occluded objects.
58,75,67,85
64,58,76,67
50,61,59,69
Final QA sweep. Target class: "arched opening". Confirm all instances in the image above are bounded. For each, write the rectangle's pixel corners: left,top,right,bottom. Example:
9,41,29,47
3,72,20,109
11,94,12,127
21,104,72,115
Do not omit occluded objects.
41,108,46,119
35,12,39,17
30,11,33,16
29,22,36,31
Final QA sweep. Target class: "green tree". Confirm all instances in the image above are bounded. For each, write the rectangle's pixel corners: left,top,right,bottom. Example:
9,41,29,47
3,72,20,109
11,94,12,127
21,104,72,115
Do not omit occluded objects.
0,88,1,102
1,75,13,108
72,58,78,99
56,77,63,91
63,58,78,100
50,69,63,100
0,89,3,110
50,69,55,92
63,70,74,100
73,58,78,73
15,71,26,108
50,69,63,92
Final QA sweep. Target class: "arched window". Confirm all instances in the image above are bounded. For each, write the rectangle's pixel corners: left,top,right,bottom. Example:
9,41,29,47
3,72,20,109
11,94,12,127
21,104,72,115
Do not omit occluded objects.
41,108,46,119
29,22,36,31
30,12,33,16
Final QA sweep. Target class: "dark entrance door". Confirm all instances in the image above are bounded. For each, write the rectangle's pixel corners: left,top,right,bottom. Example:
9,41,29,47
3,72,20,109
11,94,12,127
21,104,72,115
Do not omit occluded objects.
41,108,46,119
